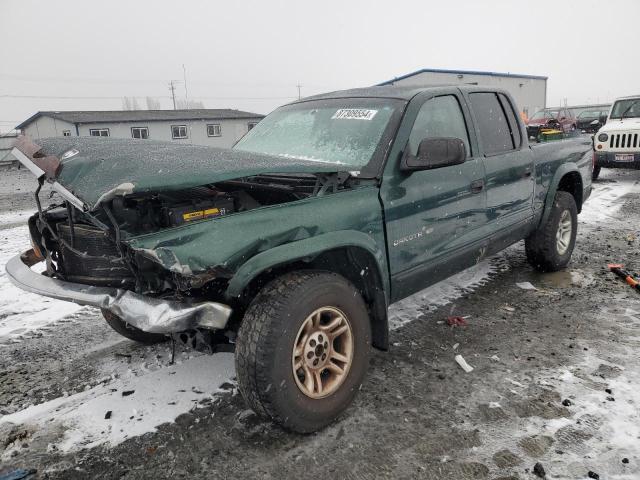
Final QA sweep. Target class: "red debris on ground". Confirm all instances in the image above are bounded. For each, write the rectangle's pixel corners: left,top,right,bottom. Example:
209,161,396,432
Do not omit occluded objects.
446,316,467,326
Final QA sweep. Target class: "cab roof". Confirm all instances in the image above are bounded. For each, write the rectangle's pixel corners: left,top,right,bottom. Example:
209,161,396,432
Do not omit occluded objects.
293,84,505,104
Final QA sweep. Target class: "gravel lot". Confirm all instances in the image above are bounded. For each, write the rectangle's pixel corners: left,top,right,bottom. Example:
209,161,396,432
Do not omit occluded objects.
1,167,640,479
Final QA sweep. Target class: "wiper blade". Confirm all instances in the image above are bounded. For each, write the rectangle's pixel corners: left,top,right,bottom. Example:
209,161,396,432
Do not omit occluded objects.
621,99,639,119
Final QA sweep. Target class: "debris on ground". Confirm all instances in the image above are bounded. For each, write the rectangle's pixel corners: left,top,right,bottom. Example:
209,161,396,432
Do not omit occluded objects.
561,399,572,406
454,354,474,373
622,458,629,464
104,411,112,420
516,281,538,290
533,462,546,478
122,390,135,397
608,263,640,293
587,471,600,479
446,316,468,326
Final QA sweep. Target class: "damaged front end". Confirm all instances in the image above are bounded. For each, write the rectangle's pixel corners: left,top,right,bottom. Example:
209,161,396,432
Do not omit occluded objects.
6,136,353,336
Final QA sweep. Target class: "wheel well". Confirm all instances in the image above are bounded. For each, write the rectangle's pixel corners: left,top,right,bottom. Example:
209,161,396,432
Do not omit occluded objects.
557,171,583,212
235,247,389,351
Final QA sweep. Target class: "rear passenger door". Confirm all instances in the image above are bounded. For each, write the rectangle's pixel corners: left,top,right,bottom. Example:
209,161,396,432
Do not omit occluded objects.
465,92,534,240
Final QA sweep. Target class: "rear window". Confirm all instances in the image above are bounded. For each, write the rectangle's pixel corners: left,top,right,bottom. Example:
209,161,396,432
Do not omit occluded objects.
469,92,515,155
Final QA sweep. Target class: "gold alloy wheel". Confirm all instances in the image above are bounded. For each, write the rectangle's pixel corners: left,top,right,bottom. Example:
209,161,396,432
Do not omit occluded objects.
292,306,354,399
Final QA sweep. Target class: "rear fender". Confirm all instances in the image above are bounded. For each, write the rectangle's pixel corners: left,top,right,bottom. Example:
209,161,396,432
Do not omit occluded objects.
539,163,581,227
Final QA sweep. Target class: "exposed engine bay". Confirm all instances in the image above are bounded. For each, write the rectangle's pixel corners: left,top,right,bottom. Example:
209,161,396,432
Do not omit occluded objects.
29,172,351,300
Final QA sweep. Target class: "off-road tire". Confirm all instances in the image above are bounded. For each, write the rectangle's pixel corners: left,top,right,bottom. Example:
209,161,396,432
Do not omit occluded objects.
102,309,168,344
235,270,371,433
525,191,578,272
592,165,601,181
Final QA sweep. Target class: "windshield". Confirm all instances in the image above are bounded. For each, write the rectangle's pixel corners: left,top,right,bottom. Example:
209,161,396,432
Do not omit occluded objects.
578,110,603,119
610,99,640,119
530,109,559,121
234,98,403,170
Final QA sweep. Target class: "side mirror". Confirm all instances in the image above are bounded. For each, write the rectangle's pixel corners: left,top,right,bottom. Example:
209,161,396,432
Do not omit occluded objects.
401,137,466,172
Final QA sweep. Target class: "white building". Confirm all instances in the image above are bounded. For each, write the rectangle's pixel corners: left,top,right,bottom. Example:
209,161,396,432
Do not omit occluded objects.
0,133,19,169
377,68,547,117
16,109,264,148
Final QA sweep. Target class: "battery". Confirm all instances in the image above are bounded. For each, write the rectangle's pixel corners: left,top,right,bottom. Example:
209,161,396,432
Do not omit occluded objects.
163,197,235,227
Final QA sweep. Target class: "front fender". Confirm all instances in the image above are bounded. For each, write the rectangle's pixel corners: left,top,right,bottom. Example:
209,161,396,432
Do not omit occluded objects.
225,230,389,299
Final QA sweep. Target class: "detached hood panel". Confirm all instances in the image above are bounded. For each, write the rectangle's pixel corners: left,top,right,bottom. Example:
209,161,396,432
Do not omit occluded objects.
24,137,344,210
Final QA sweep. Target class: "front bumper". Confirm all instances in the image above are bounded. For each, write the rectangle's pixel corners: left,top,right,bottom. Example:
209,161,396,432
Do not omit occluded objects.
595,152,640,169
5,250,232,334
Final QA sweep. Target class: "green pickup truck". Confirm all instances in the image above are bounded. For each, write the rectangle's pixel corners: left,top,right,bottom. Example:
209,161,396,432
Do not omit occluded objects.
7,85,593,432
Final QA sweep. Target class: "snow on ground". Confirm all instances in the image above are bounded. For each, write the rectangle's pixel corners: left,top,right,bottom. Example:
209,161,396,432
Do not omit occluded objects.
2,172,640,454
0,225,81,341
0,353,234,457
0,208,35,229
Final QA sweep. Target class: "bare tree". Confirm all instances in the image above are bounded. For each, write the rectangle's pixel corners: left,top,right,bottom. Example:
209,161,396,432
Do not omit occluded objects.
146,96,162,110
121,97,141,110
176,99,204,110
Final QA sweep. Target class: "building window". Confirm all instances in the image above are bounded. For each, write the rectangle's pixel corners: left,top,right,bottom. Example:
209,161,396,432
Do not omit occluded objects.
247,122,259,131
207,124,222,137
89,128,110,137
171,125,188,139
62,130,71,136
131,127,149,139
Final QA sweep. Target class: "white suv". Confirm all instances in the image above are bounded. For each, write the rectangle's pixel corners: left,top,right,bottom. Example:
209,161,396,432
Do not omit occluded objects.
593,95,640,179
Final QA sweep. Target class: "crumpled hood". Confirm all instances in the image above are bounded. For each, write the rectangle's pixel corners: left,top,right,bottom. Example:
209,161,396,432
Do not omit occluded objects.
19,137,345,211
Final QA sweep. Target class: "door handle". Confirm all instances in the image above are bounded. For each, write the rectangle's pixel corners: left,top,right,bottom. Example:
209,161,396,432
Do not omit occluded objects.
523,167,532,178
470,180,484,194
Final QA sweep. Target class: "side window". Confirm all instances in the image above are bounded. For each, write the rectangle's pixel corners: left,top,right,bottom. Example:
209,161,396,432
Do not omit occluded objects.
498,93,522,148
469,92,514,155
408,95,470,158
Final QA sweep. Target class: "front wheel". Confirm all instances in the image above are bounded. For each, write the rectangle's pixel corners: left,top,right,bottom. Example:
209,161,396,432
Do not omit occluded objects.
525,191,578,272
235,271,371,433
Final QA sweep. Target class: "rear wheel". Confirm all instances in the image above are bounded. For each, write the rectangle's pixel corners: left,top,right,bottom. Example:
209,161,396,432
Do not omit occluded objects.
235,271,371,433
592,165,601,180
525,191,578,272
102,309,168,344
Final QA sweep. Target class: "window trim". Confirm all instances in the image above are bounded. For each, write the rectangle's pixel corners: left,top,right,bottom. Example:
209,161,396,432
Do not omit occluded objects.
171,125,188,139
468,91,520,158
89,128,110,137
497,93,523,150
406,93,473,161
131,126,149,139
206,124,222,137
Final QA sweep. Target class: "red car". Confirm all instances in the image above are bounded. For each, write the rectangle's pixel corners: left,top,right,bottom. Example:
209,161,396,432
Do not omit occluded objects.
526,108,576,138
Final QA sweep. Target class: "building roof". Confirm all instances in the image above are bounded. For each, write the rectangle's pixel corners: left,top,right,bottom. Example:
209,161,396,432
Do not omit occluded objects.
377,68,548,86
16,109,264,130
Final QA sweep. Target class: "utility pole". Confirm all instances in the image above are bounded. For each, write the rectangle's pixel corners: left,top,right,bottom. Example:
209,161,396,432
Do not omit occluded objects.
182,64,189,109
169,81,177,110
296,82,302,100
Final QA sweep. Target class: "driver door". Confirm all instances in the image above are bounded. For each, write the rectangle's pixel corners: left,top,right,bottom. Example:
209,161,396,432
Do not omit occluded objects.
380,91,488,301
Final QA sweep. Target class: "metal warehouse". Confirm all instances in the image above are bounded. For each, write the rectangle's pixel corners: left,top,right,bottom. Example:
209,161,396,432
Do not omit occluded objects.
377,68,547,117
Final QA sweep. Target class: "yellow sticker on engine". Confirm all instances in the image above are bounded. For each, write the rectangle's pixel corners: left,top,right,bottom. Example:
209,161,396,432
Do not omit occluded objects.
204,208,220,216
182,211,204,221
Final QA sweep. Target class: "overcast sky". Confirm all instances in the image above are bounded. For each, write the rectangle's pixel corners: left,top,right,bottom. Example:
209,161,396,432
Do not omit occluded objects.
1,0,638,132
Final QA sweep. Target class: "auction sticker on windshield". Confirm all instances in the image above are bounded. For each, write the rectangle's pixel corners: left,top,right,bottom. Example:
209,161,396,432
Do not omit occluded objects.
332,109,378,120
